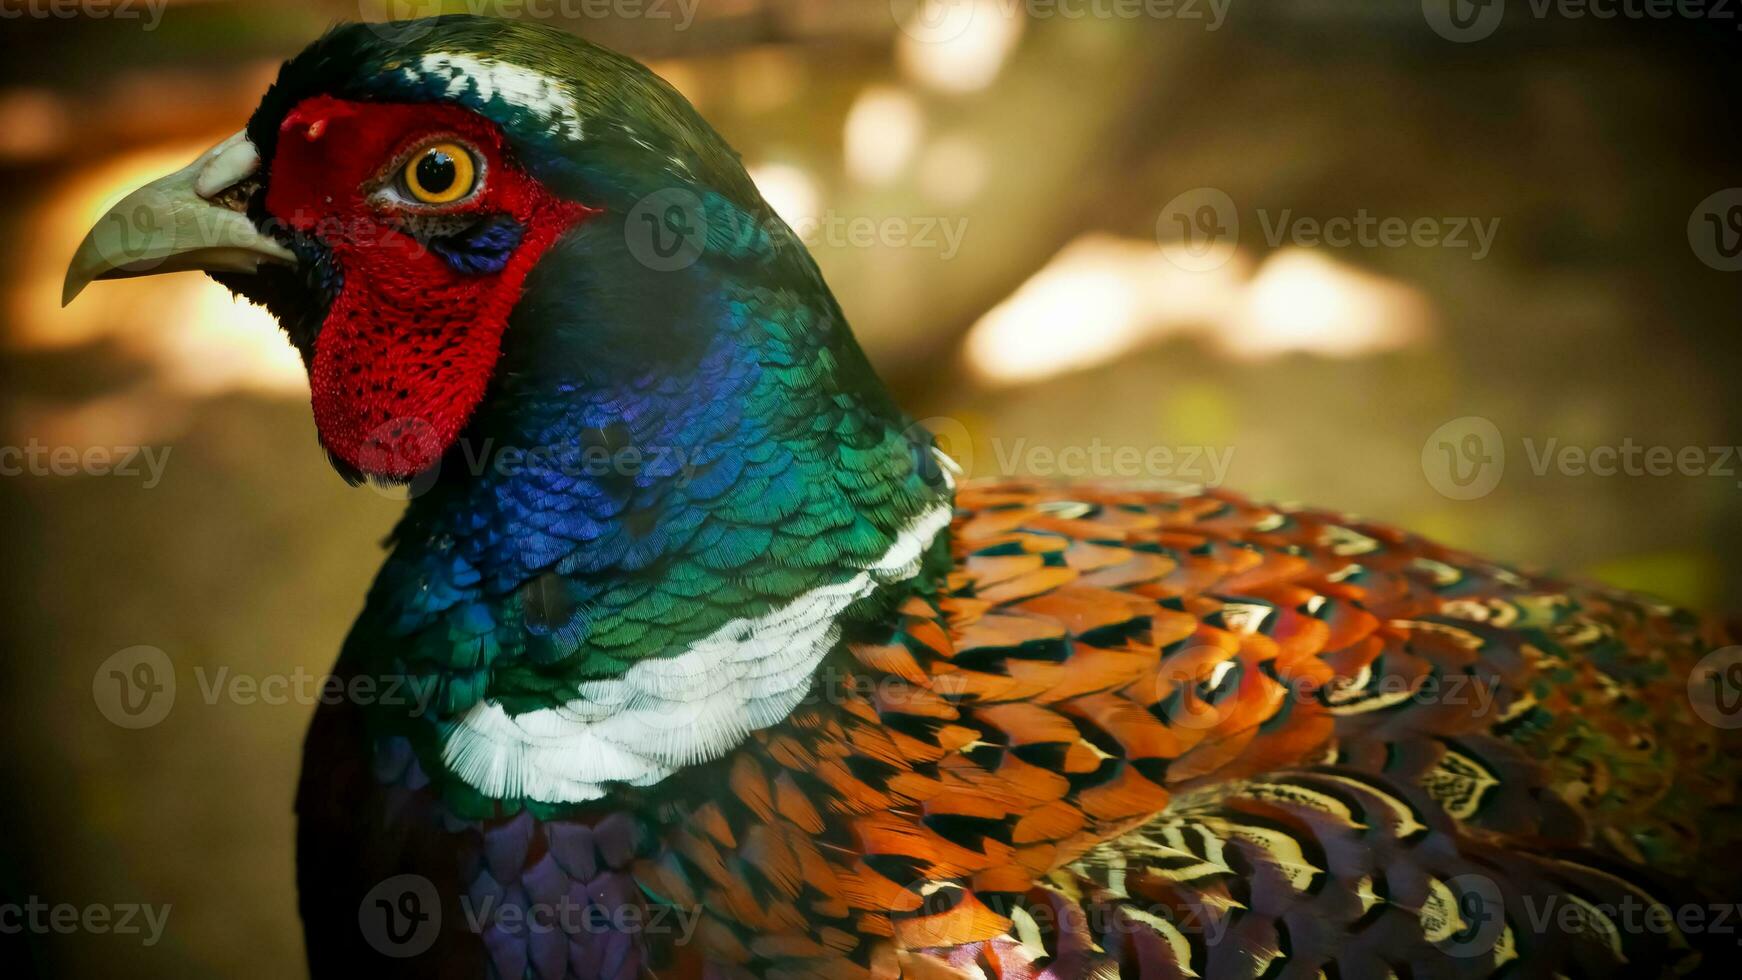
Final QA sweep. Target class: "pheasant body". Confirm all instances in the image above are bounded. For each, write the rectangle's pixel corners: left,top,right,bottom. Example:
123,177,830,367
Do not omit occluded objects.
64,14,1742,980
300,481,1741,979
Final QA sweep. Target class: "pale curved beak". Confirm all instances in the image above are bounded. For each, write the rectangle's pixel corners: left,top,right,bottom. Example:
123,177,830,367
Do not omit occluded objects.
62,129,298,306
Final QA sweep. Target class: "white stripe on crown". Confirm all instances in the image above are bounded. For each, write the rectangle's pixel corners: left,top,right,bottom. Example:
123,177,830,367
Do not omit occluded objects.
402,52,585,141
441,488,956,804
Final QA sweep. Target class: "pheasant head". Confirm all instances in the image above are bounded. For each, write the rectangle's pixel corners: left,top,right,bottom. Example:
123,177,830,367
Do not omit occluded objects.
66,15,955,805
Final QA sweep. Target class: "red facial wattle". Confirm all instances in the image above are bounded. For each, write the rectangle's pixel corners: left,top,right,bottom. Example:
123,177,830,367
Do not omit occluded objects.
262,95,595,479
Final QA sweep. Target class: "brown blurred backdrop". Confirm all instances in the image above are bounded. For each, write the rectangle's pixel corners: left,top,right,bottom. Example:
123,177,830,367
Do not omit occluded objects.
1,1,1739,976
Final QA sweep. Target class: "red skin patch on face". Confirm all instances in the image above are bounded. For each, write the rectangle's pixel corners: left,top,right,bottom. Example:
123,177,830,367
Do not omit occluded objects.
263,95,595,479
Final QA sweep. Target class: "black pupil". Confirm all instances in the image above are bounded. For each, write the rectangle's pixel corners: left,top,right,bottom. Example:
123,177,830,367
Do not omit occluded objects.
416,150,457,194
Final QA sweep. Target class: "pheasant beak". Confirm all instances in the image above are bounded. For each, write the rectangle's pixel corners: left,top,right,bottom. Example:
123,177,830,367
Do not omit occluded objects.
61,129,298,306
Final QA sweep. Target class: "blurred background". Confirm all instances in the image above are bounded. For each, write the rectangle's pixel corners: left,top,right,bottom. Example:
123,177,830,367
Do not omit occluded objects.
1,0,1739,976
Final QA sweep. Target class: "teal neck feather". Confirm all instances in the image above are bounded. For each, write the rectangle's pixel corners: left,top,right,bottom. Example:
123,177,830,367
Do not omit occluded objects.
254,16,956,812
346,135,951,813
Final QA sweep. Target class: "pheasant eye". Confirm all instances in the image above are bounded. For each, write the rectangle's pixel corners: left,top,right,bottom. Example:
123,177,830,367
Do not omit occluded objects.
400,141,477,205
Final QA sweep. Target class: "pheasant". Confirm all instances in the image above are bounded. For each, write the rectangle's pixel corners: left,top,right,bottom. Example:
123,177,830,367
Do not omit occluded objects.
64,15,1742,980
